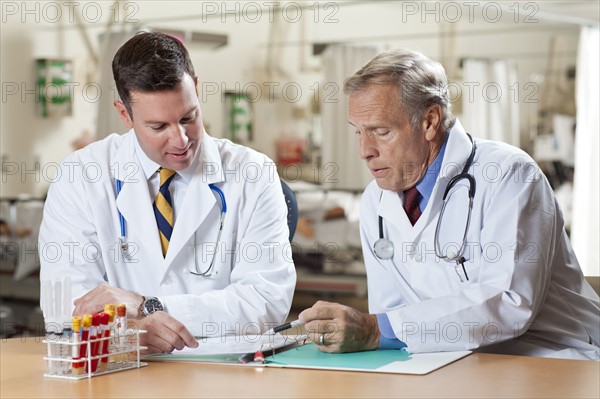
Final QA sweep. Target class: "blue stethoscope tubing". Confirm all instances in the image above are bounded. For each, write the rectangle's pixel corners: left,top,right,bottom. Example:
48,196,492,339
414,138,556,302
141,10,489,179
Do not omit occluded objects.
373,133,476,281
115,179,227,273
116,179,128,253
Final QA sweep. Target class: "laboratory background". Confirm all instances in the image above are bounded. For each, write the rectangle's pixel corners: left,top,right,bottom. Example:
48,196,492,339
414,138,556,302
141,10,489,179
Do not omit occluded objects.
1,0,599,338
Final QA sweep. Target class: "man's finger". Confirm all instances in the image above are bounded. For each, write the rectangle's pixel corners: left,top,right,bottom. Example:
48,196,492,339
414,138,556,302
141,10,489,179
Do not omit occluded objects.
299,303,339,323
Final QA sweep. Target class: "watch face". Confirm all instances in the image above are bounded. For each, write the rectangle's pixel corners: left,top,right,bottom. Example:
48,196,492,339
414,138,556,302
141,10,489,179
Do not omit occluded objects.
144,297,163,315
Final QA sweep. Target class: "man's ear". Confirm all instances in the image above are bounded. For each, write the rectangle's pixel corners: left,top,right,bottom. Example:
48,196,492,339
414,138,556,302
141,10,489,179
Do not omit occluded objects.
422,104,442,142
114,101,133,129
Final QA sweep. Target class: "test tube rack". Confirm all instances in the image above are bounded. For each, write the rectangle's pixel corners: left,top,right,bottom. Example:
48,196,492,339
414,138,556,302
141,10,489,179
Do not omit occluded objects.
43,329,148,380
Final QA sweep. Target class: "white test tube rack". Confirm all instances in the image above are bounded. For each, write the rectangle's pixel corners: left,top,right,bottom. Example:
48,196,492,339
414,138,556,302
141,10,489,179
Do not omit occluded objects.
43,329,148,380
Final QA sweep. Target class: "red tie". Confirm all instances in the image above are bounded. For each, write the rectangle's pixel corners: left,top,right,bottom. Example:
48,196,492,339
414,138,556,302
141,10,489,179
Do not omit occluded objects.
403,186,422,225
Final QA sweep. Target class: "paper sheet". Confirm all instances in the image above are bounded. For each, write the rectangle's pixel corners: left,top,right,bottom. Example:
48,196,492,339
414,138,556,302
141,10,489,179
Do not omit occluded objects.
145,334,308,364
175,334,304,356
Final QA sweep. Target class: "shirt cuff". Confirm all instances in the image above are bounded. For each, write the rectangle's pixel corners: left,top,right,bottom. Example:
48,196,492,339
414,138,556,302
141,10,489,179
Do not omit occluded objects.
376,313,407,350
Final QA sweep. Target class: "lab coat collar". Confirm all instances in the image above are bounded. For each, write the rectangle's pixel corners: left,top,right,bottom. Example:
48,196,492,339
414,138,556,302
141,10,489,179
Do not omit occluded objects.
197,131,225,185
431,119,474,205
377,119,473,238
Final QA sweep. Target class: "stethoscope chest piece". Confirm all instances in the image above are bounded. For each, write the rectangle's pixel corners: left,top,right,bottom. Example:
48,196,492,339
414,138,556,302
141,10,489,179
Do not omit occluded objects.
373,237,394,260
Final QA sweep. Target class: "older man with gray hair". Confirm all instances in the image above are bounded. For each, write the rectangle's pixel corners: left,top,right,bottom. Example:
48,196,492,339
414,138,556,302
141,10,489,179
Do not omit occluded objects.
299,49,599,360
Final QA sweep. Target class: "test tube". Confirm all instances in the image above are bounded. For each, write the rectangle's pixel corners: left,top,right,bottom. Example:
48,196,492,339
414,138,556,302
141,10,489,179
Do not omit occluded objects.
61,277,72,329
89,313,101,373
72,316,83,375
60,326,73,374
80,314,92,374
103,304,116,362
116,304,127,362
53,279,62,335
98,313,110,371
43,279,60,375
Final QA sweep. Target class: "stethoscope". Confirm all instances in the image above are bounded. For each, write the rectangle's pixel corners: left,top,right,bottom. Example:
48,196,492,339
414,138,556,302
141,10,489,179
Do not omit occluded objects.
373,133,476,282
116,178,227,277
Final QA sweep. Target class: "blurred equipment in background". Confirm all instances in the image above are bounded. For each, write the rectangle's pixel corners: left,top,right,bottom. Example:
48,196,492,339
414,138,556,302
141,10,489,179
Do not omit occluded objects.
0,198,44,338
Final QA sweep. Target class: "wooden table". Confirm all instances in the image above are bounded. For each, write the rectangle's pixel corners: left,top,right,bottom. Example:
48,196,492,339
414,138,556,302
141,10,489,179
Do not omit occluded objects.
1,338,598,398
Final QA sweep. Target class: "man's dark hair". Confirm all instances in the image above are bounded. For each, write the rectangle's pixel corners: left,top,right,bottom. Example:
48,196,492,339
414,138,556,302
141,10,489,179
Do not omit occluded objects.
112,31,195,117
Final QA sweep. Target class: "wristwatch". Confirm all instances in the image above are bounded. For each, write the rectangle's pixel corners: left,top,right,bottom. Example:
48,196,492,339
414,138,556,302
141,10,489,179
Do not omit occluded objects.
140,296,164,317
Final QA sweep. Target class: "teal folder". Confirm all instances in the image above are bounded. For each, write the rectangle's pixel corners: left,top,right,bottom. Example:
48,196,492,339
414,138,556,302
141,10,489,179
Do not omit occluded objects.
264,343,471,374
267,344,410,369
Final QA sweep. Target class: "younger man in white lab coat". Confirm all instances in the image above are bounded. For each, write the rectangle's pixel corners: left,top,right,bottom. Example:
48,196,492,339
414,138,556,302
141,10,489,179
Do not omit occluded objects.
39,32,296,354
299,49,599,360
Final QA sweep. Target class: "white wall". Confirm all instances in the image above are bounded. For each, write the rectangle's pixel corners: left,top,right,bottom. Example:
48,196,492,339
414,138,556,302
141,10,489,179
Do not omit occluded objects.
0,1,584,198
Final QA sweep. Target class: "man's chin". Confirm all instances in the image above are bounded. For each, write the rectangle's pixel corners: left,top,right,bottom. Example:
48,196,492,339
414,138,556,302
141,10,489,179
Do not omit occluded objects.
374,178,391,191
375,178,403,193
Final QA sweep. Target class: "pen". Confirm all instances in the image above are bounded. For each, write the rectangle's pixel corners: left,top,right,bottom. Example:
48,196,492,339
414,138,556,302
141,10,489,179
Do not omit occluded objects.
267,319,305,335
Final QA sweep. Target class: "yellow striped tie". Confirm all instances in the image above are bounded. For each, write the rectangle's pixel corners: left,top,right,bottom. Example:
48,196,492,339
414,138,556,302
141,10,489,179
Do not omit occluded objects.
153,168,176,257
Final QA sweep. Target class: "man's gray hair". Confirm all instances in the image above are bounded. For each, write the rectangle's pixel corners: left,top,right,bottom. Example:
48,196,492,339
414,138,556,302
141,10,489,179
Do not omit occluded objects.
343,49,455,134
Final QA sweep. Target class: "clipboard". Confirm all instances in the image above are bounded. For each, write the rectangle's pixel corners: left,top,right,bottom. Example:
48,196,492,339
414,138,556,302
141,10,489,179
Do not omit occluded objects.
146,335,471,375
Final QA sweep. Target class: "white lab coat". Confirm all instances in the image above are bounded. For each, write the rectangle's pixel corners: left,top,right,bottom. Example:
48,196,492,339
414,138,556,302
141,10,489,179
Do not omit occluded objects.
361,120,600,360
39,130,296,337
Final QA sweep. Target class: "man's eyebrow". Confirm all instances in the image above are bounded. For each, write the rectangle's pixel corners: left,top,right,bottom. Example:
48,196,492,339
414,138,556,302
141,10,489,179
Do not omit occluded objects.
143,107,197,124
348,122,387,130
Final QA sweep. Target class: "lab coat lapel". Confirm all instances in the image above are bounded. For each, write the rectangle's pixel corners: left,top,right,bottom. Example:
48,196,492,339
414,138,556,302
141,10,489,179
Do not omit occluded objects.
378,190,419,242
113,132,164,262
427,120,474,218
163,134,224,269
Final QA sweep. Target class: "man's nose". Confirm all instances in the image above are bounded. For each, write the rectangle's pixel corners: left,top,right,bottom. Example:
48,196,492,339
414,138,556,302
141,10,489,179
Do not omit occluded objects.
170,124,189,148
359,135,378,161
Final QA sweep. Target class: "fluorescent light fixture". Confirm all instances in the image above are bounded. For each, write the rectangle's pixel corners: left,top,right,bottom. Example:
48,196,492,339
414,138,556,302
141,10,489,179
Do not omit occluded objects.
150,27,228,49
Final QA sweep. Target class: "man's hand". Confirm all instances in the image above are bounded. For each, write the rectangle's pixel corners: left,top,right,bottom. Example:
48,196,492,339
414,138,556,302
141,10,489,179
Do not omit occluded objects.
298,300,380,353
73,284,143,318
133,312,199,354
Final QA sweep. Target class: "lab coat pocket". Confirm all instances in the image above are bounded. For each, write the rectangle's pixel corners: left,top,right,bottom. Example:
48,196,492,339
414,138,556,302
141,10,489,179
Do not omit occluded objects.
445,256,480,288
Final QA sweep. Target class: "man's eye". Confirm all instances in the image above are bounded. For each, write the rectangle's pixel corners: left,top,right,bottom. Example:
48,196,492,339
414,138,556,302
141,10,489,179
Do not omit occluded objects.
151,125,165,131
376,130,390,137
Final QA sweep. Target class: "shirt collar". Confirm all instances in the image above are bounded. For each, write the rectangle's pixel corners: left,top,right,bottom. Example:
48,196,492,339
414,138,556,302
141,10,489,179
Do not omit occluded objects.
415,131,449,206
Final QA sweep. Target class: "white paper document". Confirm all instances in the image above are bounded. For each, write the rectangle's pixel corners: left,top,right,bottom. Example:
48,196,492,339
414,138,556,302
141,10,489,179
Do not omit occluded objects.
169,334,306,356
144,334,306,363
